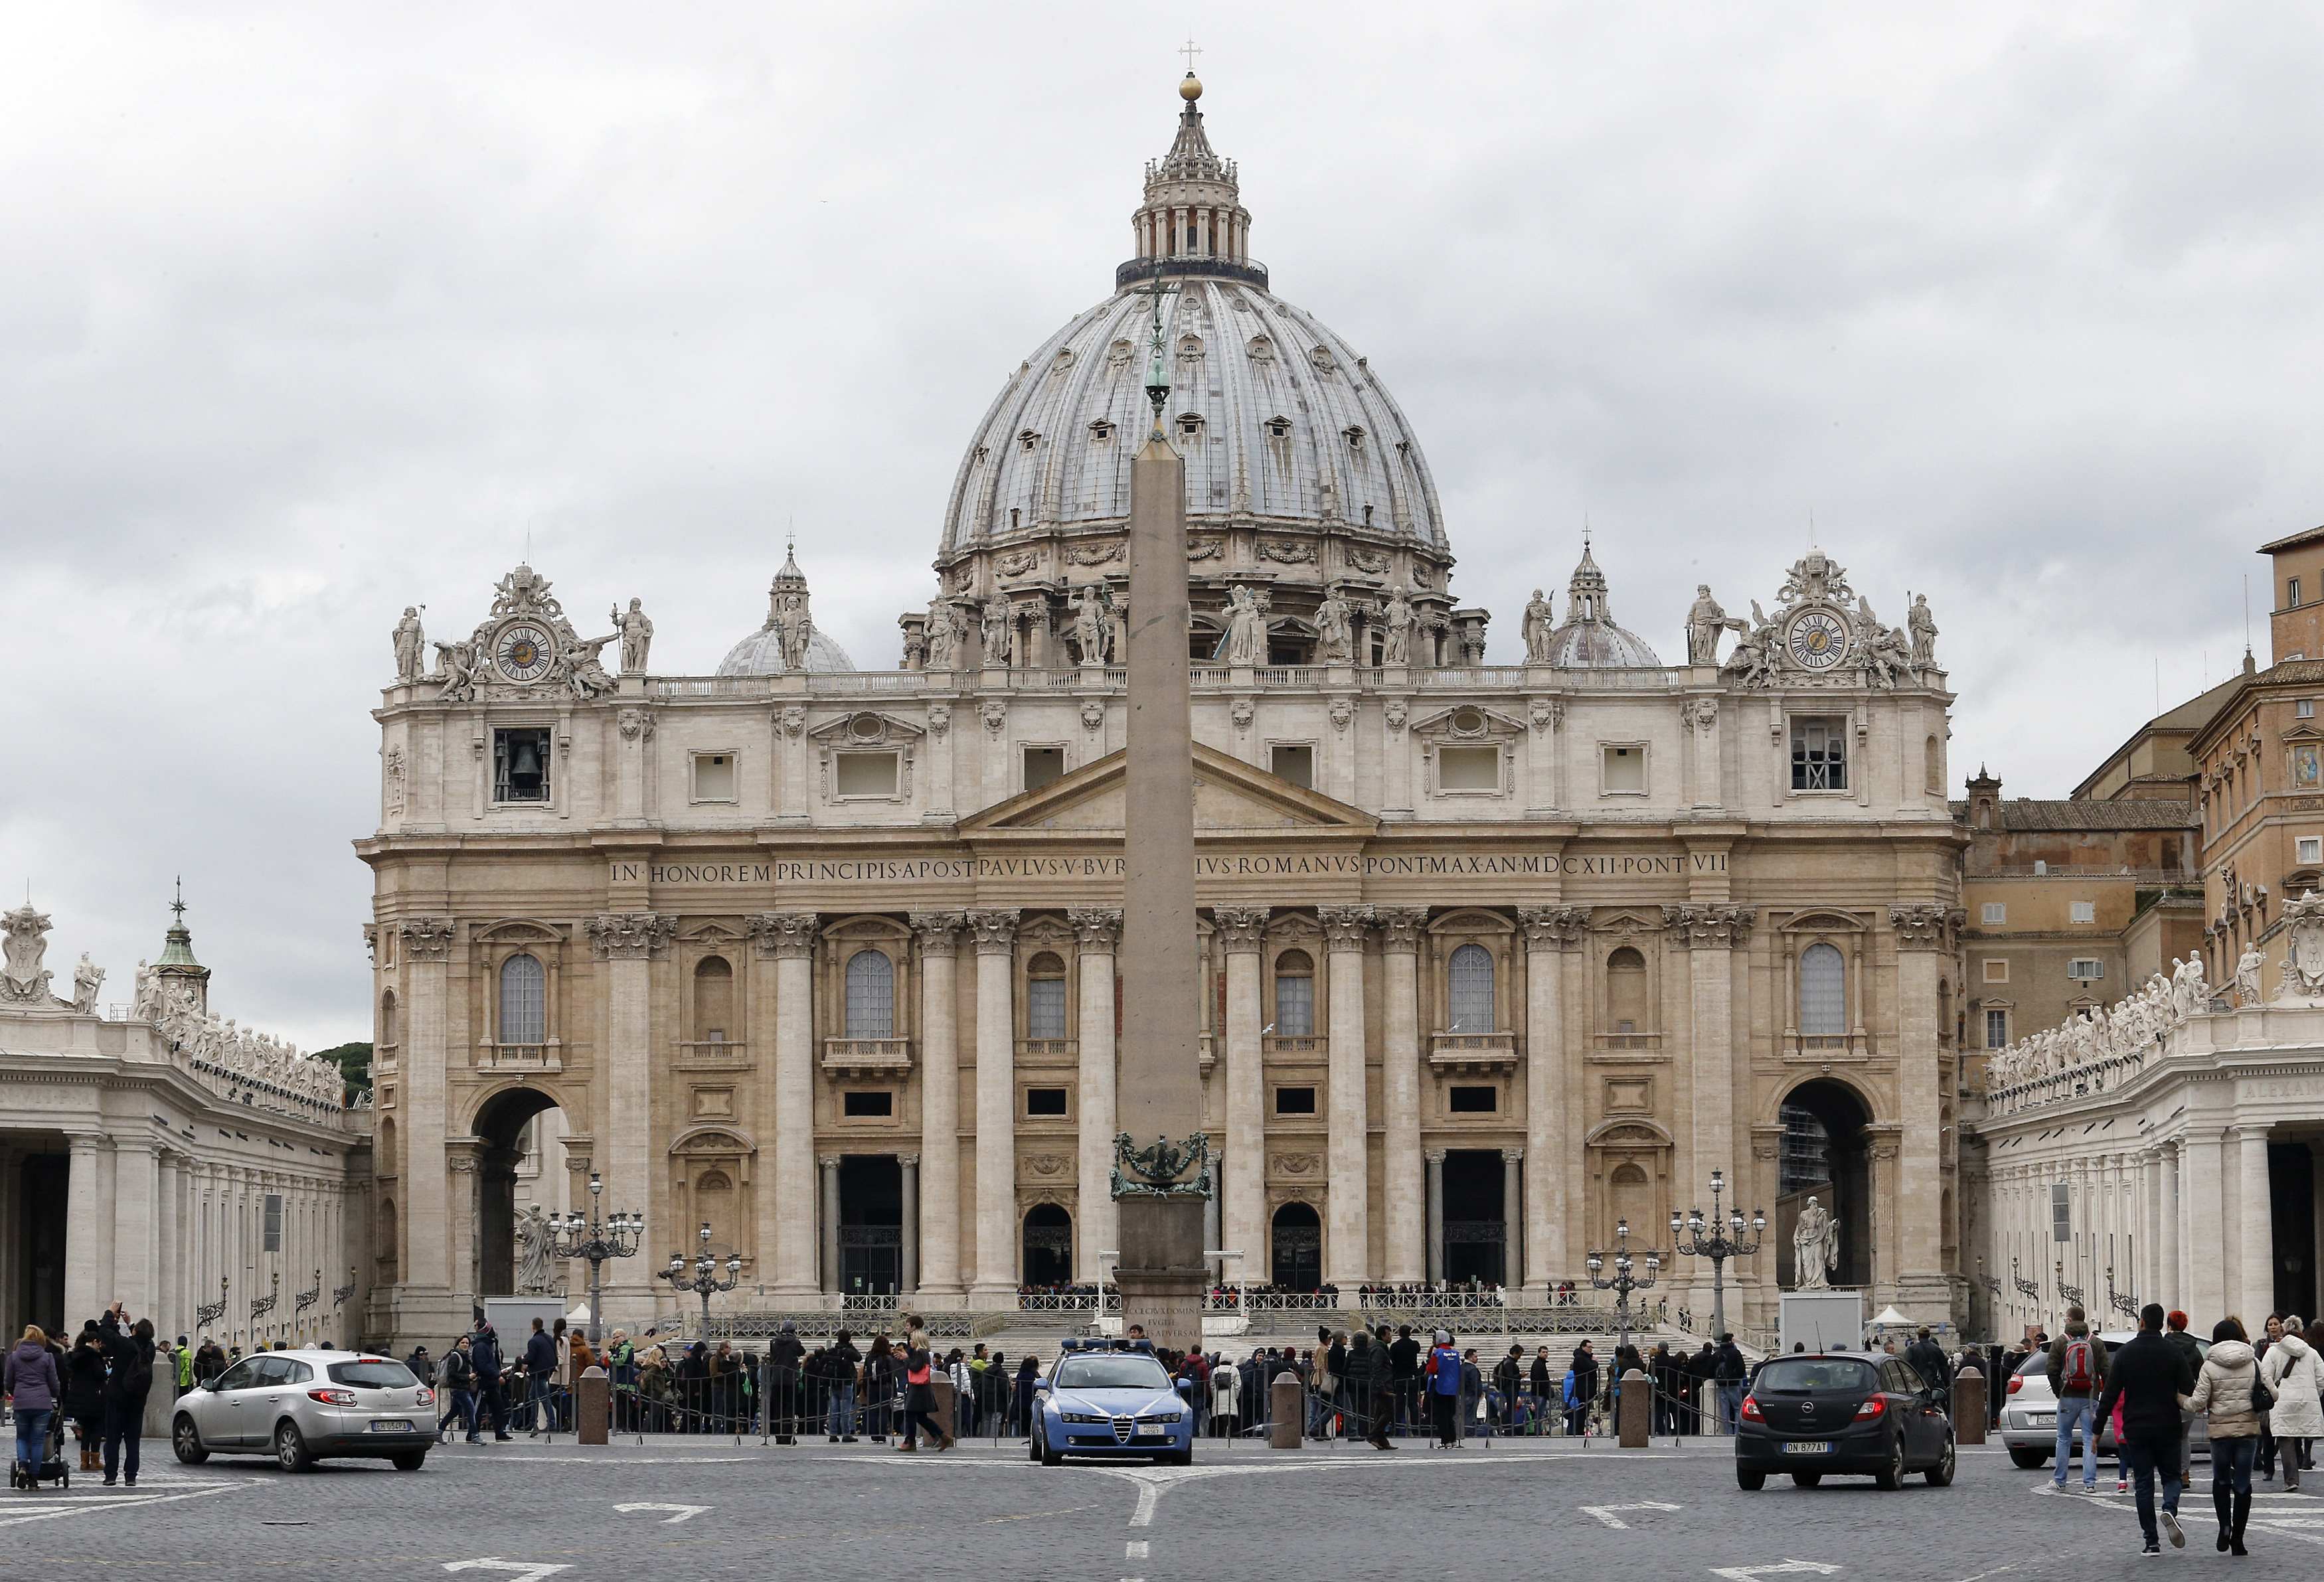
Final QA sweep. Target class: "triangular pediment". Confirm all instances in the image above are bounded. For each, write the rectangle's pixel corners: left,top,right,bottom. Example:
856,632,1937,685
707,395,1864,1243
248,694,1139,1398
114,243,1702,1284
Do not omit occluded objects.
962,743,1377,835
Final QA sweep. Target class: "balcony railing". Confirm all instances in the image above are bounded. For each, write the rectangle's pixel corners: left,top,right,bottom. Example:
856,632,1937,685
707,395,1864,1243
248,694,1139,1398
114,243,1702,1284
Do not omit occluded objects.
1593,1032,1662,1054
1428,1031,1519,1071
1785,1030,1870,1060
1262,1034,1324,1056
676,1039,750,1067
1417,667,1534,688
1017,1038,1078,1059
821,1038,912,1075
478,1042,558,1071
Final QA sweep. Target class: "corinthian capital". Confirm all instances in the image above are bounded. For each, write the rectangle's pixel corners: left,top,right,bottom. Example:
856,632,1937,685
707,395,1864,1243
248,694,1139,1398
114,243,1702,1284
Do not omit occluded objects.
748,911,820,959
909,910,967,956
964,908,1021,955
1212,907,1271,953
1316,905,1374,951
1888,903,1959,951
1662,904,1755,949
1374,906,1430,952
398,917,456,961
587,912,676,961
1068,908,1123,952
1516,905,1590,949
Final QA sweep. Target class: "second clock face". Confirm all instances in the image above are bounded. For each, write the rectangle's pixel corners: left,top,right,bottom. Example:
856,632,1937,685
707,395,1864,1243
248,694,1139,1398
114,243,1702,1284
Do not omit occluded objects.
495,622,555,683
1786,609,1848,671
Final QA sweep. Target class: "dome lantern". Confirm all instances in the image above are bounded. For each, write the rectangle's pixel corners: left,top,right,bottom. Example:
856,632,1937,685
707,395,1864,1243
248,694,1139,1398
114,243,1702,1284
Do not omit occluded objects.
716,545,856,676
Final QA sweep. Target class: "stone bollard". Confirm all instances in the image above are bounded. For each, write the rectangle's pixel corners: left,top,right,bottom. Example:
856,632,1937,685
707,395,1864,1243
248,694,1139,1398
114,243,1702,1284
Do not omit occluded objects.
1618,1368,1651,1447
931,1377,957,1443
1951,1366,1987,1445
1270,1374,1303,1449
576,1364,609,1446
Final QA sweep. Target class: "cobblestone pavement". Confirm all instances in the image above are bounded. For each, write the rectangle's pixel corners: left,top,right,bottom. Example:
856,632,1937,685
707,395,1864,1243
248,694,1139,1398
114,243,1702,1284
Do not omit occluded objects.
11,1435,2322,1580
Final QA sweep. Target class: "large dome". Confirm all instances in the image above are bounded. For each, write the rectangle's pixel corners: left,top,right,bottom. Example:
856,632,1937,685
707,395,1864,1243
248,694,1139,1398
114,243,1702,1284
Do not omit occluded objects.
937,77,1448,568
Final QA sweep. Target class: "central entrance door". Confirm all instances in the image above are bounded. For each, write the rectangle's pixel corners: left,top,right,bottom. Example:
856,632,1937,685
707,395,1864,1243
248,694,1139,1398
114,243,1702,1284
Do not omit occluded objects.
1271,1202,1323,1291
1442,1150,1507,1285
839,1156,904,1295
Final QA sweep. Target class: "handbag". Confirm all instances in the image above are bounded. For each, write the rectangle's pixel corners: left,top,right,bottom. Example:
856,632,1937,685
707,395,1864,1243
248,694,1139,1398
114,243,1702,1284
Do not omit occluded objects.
2250,1360,2276,1417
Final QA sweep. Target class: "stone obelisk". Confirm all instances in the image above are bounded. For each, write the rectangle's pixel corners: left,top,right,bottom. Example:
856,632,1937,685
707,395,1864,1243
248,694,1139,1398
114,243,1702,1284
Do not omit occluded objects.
1112,287,1208,1351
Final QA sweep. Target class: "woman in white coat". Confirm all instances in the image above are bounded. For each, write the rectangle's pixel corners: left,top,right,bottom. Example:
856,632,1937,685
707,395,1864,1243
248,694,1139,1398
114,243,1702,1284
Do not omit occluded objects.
1210,1358,1239,1438
2260,1316,2324,1491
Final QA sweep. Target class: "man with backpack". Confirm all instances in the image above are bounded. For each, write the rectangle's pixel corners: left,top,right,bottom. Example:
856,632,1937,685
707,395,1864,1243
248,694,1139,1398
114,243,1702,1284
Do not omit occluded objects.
1424,1330,1463,1448
2046,1305,2110,1492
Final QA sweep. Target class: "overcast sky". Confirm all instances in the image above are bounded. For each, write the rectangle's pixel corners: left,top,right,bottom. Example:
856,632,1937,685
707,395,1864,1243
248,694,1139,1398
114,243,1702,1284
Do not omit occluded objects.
4,2,2319,1051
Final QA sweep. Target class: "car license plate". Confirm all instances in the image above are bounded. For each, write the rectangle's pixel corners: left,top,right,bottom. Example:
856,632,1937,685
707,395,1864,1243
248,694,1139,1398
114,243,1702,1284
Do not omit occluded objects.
2031,1414,2054,1427
1784,1441,1831,1455
370,1419,414,1433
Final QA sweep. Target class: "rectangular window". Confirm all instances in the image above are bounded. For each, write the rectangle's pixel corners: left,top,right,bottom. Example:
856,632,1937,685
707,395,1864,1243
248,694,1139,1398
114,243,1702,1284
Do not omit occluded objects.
2293,577,2305,607
1602,744,1645,795
1270,744,1315,789
841,1089,894,1118
1439,745,1501,791
1789,716,1848,791
264,1193,284,1253
1985,1008,2009,1049
1026,977,1068,1039
2067,959,2104,981
2301,699,2317,720
1023,746,1064,791
2051,1182,2072,1242
692,752,736,801
1981,958,2009,983
1448,1085,1497,1113
2301,836,2323,864
1025,1087,1068,1117
492,728,552,803
2069,900,2096,924
1981,903,2007,925
1274,1085,1317,1115
834,751,900,797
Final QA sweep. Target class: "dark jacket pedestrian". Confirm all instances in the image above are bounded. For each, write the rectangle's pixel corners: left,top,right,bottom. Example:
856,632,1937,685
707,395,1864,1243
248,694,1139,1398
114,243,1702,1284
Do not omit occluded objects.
96,1314,155,1486
62,1327,106,1467
2096,1309,2199,1553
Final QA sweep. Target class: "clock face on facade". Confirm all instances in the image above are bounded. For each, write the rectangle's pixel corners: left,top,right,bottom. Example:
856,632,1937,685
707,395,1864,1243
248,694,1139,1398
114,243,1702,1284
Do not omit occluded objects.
495,622,556,684
1785,609,1849,671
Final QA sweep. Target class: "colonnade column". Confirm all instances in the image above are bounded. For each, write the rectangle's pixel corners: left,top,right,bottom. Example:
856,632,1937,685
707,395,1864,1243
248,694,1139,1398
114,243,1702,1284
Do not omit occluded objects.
819,1154,843,1295
2183,1130,2226,1322
1424,1149,1447,1285
2237,1125,2277,1324
898,1154,920,1295
1214,909,1270,1283
1379,909,1427,1283
1517,907,1583,1293
967,909,1021,1301
63,1133,106,1326
1071,910,1123,1279
909,913,965,1297
446,1146,481,1313
113,1140,157,1318
1319,906,1372,1289
400,918,456,1298
1501,1148,1524,1287
753,912,821,1296
590,910,673,1312
2157,1143,2181,1312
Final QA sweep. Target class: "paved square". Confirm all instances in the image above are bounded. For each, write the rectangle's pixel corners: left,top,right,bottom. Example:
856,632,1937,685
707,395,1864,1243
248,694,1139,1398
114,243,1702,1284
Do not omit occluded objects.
10,1435,2321,1580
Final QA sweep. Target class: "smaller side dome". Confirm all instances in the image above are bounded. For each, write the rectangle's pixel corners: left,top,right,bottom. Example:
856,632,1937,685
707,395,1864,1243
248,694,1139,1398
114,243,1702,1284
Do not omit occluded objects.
716,548,856,676
1544,540,1663,667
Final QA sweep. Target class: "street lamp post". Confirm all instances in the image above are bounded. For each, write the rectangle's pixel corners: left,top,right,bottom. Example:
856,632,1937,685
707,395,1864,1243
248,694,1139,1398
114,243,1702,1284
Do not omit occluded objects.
663,1221,742,1338
1669,1167,1765,1340
551,1170,644,1344
1585,1219,1661,1354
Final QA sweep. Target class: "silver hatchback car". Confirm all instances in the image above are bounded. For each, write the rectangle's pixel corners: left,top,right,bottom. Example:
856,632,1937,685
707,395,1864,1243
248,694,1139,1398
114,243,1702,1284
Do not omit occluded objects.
1999,1332,2210,1470
173,1350,436,1472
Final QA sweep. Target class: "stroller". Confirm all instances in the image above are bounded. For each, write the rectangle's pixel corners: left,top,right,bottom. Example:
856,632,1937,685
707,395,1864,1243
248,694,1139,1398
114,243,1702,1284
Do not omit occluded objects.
8,1412,68,1490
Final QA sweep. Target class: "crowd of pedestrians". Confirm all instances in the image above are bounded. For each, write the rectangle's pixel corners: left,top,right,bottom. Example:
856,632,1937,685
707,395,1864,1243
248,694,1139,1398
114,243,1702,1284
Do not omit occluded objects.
3,1303,157,1487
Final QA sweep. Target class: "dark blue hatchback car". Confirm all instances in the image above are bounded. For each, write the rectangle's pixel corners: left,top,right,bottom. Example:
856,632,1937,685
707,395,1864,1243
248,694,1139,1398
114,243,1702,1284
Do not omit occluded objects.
1736,1351,1956,1491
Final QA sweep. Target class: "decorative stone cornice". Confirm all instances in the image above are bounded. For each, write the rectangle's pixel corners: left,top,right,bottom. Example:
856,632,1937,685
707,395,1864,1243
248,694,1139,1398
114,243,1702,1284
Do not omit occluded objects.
909,910,967,956
398,918,456,961
1212,907,1271,953
1316,905,1374,951
1888,903,1958,951
750,911,821,959
586,912,676,961
361,923,378,962
1068,908,1123,952
1375,906,1430,952
1516,905,1590,949
1662,904,1756,948
964,908,1021,955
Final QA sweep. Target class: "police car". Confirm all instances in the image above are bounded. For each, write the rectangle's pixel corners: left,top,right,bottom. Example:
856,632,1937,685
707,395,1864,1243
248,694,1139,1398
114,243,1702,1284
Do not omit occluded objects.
1030,1339,1195,1466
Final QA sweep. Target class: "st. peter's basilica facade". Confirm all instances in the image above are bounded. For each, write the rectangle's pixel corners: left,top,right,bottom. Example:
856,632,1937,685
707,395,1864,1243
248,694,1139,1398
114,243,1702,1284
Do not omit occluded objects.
359,74,1965,1345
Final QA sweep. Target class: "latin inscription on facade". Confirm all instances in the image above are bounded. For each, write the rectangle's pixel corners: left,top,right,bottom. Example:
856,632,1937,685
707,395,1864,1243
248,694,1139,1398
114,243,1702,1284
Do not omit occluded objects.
610,851,1726,888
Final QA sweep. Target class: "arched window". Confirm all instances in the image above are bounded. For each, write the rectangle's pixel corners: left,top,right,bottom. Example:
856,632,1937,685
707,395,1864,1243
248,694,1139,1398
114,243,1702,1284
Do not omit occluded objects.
378,989,398,1048
694,957,734,1044
1026,951,1068,1039
498,954,545,1044
1448,943,1495,1032
1799,943,1847,1036
845,949,894,1039
1274,949,1315,1037
1606,947,1647,1034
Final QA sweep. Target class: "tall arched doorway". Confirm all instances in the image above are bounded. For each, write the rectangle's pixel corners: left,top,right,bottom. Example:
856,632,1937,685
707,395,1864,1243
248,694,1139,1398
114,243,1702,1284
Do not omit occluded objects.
472,1085,576,1300
1023,1203,1073,1287
1272,1202,1323,1291
1442,1150,1507,1285
1778,1078,1874,1291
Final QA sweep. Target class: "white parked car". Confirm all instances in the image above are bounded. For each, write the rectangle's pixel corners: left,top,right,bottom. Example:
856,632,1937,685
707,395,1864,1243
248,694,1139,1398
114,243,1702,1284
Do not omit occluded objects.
173,1350,436,1472
1998,1333,2210,1470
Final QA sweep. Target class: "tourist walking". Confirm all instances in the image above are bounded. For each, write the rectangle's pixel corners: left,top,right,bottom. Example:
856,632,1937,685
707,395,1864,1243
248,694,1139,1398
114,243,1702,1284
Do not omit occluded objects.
437,1336,475,1441
2259,1316,2323,1490
96,1310,155,1487
2256,1316,2284,1481
768,1321,803,1443
2045,1305,2110,1491
523,1318,556,1437
5,1325,58,1480
1425,1330,1463,1447
1711,1334,1747,1434
2184,1317,2265,1556
825,1329,862,1442
2094,1303,2197,1555
1361,1330,1394,1449
469,1320,511,1442
1567,1340,1599,1436
894,1342,951,1453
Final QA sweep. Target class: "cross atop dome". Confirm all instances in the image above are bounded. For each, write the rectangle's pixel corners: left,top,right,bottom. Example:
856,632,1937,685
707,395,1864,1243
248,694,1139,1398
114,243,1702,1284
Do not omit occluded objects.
1122,67,1263,291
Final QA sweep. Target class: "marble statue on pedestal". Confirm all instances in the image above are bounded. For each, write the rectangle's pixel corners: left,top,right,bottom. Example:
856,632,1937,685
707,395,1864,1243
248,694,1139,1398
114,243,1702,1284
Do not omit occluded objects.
1223,586,1266,665
1907,593,1938,666
925,599,959,671
72,953,103,1014
612,598,654,674
1791,1195,1838,1290
1522,589,1554,662
1685,586,1732,667
2236,943,2266,1006
392,607,426,683
1316,586,1355,665
515,1204,555,1295
1381,585,1414,665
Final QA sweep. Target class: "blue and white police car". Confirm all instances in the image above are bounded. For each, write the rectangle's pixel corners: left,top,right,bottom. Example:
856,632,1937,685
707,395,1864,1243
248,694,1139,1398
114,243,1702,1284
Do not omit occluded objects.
1030,1339,1195,1466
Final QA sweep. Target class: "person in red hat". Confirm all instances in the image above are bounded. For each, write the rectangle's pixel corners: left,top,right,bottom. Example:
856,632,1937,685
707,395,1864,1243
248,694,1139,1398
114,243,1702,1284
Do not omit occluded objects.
2165,1310,2205,1482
